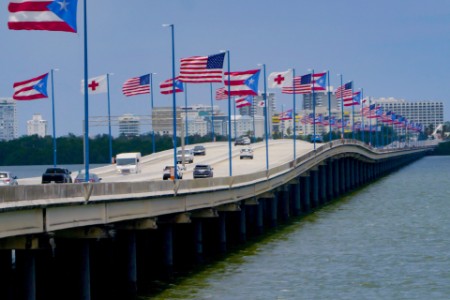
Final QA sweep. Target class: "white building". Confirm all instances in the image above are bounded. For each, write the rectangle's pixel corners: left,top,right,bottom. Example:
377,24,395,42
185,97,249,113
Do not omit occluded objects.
0,98,18,141
27,114,48,137
118,114,140,136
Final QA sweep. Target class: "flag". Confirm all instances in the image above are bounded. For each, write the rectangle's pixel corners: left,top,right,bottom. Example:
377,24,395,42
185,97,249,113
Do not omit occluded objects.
279,109,293,120
281,72,326,94
345,91,361,106
160,77,183,95
8,0,78,33
81,75,107,94
223,69,260,96
179,53,225,83
13,73,48,100
122,74,150,97
335,81,353,100
235,96,252,108
268,70,293,88
257,100,265,107
215,87,227,100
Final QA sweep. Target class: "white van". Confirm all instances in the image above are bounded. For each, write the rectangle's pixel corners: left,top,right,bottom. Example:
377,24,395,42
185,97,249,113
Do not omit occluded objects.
115,152,141,174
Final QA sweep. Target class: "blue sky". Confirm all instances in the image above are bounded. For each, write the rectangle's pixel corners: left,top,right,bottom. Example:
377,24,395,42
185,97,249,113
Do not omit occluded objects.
1,0,450,137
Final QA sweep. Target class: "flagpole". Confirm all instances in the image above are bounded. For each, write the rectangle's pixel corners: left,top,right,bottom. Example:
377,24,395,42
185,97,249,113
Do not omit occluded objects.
327,70,332,142
83,0,90,182
338,74,344,139
50,68,58,168
233,97,237,140
150,73,156,154
351,82,355,140
252,96,256,143
106,73,113,163
292,68,296,162
222,49,232,176
259,63,269,171
209,83,215,142
184,83,189,145
369,98,372,146
163,24,178,180
310,69,316,150
361,88,365,143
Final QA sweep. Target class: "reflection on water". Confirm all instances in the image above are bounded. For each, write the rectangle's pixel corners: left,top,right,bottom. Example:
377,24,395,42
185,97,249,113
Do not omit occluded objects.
142,156,450,300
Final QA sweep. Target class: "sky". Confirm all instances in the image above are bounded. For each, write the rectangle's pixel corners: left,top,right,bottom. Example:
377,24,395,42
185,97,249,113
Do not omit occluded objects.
1,0,450,137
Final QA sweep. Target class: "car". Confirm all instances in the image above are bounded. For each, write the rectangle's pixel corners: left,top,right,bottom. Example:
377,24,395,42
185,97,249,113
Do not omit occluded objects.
0,171,18,186
176,149,194,164
41,168,72,184
193,145,206,156
240,147,254,159
193,164,214,179
310,135,323,143
163,166,183,180
234,137,251,146
74,171,102,183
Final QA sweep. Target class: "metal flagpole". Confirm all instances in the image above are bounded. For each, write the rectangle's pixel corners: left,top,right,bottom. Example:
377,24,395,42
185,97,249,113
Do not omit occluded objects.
311,69,316,150
106,73,113,163
262,64,269,170
369,98,372,146
83,0,90,182
163,24,178,180
184,83,189,145
361,88,365,143
339,74,344,139
209,83,215,142
327,70,332,142
150,73,156,154
224,50,232,176
351,82,355,140
252,96,256,143
292,68,296,162
233,97,237,140
50,68,58,168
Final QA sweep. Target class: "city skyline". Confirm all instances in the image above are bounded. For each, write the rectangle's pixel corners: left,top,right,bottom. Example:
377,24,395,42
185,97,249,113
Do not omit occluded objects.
1,0,449,137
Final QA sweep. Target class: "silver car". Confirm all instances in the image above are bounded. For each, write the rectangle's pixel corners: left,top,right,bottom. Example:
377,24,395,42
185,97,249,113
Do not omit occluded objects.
0,171,18,186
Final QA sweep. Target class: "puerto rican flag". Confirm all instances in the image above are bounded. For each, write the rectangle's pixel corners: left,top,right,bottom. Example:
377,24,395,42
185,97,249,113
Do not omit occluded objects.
8,0,78,33
235,96,252,108
279,109,293,120
223,69,260,96
13,73,48,100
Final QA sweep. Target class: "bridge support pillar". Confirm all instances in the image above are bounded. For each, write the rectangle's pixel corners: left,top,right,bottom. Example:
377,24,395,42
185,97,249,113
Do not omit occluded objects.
333,160,340,197
345,158,351,191
340,159,346,194
350,159,356,189
292,179,301,216
219,213,227,253
319,164,327,204
327,161,334,201
354,160,360,187
270,194,278,227
194,220,203,263
256,201,264,235
80,240,91,300
311,169,319,208
163,225,174,277
300,174,311,212
0,250,13,300
16,249,37,300
125,232,137,297
279,186,290,221
239,204,247,243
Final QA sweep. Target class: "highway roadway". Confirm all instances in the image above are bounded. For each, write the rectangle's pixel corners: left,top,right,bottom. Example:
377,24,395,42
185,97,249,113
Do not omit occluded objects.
19,139,318,185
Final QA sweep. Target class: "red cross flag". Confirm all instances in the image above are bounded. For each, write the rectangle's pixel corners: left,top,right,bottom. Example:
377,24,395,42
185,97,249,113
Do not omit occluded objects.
267,70,293,89
81,75,108,94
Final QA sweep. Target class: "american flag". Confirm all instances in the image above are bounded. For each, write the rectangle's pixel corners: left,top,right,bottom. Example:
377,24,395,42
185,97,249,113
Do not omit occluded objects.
122,74,150,97
215,87,228,100
335,81,353,100
179,53,225,83
160,77,184,95
282,72,326,94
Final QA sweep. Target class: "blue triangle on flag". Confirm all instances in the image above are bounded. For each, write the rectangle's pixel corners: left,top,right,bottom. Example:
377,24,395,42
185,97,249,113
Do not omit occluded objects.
244,71,260,94
33,74,49,97
48,0,78,32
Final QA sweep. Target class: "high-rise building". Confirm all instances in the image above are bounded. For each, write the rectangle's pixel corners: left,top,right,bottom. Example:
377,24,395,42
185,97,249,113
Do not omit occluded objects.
303,92,338,110
372,97,444,129
118,114,140,136
27,114,48,137
0,98,18,141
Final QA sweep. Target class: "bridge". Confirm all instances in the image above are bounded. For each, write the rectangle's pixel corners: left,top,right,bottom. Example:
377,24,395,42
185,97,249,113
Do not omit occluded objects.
0,139,435,300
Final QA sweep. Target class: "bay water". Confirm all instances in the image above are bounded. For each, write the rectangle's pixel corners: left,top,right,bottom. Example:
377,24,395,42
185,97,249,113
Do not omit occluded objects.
144,156,450,299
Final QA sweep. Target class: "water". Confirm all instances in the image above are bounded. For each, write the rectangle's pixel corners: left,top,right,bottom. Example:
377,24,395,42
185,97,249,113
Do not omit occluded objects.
144,156,450,300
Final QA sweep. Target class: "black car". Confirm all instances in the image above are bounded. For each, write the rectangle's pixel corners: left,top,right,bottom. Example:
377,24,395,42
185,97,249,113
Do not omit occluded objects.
193,164,214,179
193,145,206,156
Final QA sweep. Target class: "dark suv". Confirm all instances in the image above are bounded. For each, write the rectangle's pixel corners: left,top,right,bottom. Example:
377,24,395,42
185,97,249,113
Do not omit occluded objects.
193,164,214,179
